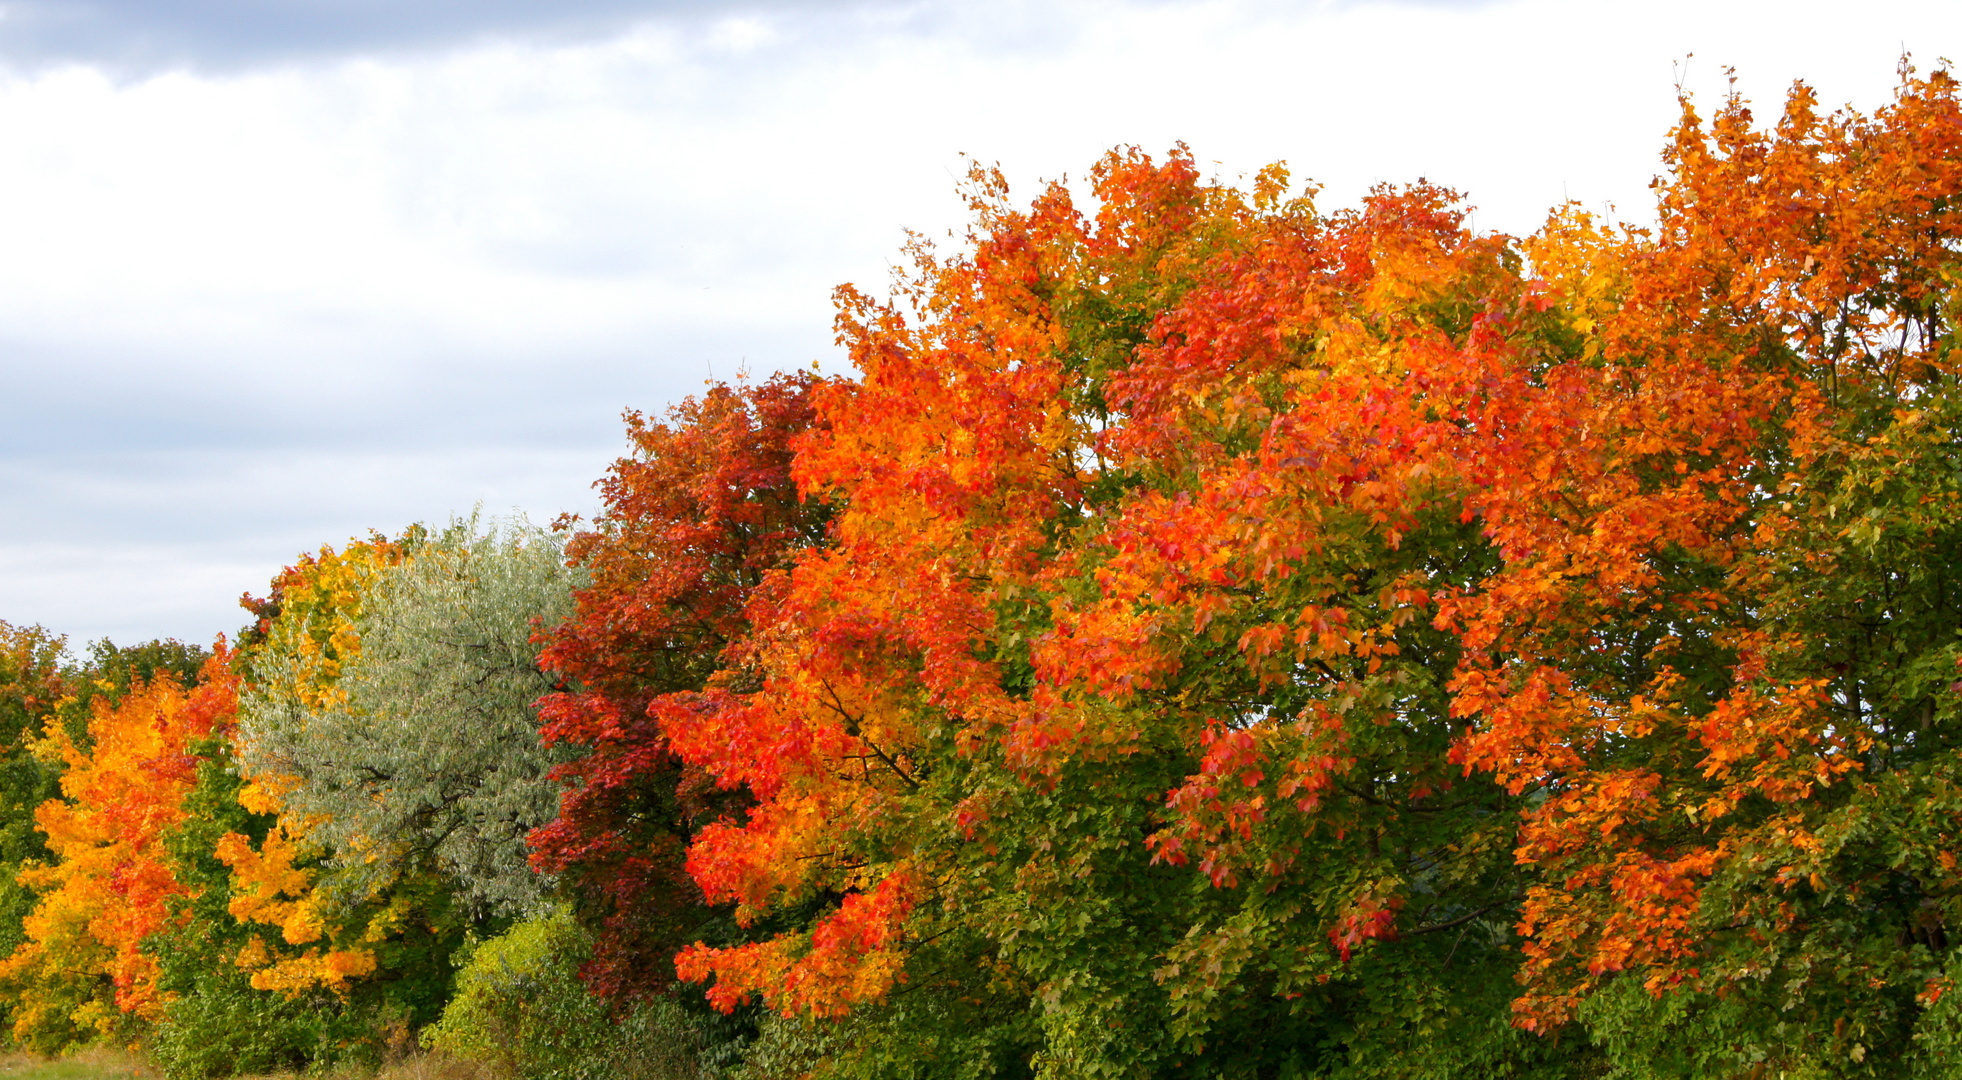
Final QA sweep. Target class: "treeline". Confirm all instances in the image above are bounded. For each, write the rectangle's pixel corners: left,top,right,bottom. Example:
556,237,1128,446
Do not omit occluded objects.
4,66,1962,1079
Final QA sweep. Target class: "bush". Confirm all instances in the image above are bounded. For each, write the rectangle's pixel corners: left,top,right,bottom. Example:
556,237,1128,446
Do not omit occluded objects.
147,958,378,1080
145,740,415,1080
424,911,698,1080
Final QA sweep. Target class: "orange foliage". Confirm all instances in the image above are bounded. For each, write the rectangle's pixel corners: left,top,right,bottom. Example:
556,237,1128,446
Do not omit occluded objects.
213,826,377,993
663,148,1277,1014
657,67,1962,1041
0,647,237,1039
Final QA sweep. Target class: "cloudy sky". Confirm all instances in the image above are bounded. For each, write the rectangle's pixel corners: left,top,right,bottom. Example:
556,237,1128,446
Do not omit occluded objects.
0,0,1954,649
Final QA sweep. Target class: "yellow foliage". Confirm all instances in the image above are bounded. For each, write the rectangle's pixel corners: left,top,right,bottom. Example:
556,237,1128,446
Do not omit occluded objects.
213,827,322,944
221,533,413,998
245,535,408,711
232,932,379,995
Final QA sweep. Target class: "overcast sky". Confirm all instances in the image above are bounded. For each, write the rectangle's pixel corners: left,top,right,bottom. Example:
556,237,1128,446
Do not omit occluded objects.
0,0,1955,650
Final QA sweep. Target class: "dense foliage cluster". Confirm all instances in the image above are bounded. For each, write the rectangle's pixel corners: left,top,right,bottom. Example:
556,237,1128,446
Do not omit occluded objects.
0,65,1958,1080
241,515,585,915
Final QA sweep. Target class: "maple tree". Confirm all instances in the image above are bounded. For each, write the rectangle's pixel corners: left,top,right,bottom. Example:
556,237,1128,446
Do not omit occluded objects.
0,646,236,1052
650,65,1962,1079
659,150,1561,1076
1487,65,1962,1071
0,630,218,1049
531,372,831,1004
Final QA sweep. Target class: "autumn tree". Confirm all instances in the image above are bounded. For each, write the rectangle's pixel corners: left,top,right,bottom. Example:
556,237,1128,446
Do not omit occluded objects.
651,152,1580,1078
650,65,1962,1080
0,629,213,1051
530,373,831,1006
0,620,72,1042
152,531,477,1075
0,646,236,1053
0,624,69,967
1489,65,1962,1074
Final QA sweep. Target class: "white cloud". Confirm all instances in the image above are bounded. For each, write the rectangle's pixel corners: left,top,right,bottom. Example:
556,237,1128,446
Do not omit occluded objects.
1,0,1956,647
0,445,619,647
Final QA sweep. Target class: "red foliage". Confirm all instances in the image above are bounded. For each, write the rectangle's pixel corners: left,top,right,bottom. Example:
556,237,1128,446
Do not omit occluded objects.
529,373,829,1000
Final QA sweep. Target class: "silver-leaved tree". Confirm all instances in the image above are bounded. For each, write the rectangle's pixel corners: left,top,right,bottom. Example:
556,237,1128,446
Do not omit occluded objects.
239,512,585,914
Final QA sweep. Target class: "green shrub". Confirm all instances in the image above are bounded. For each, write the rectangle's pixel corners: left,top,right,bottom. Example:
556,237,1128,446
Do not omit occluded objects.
424,910,697,1080
146,745,413,1080
147,955,377,1080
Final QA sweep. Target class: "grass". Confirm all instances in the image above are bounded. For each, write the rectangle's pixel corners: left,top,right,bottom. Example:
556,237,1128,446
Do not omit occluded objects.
237,1055,497,1080
0,1048,496,1080
0,1046,150,1079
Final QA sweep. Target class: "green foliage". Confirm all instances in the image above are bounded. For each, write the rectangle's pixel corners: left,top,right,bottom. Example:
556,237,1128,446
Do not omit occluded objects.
147,737,366,1080
0,622,68,1031
730,988,1038,1080
72,637,209,703
147,945,375,1080
424,910,698,1080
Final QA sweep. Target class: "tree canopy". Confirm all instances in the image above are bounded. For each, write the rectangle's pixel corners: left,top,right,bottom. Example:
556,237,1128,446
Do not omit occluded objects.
2,61,1962,1080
